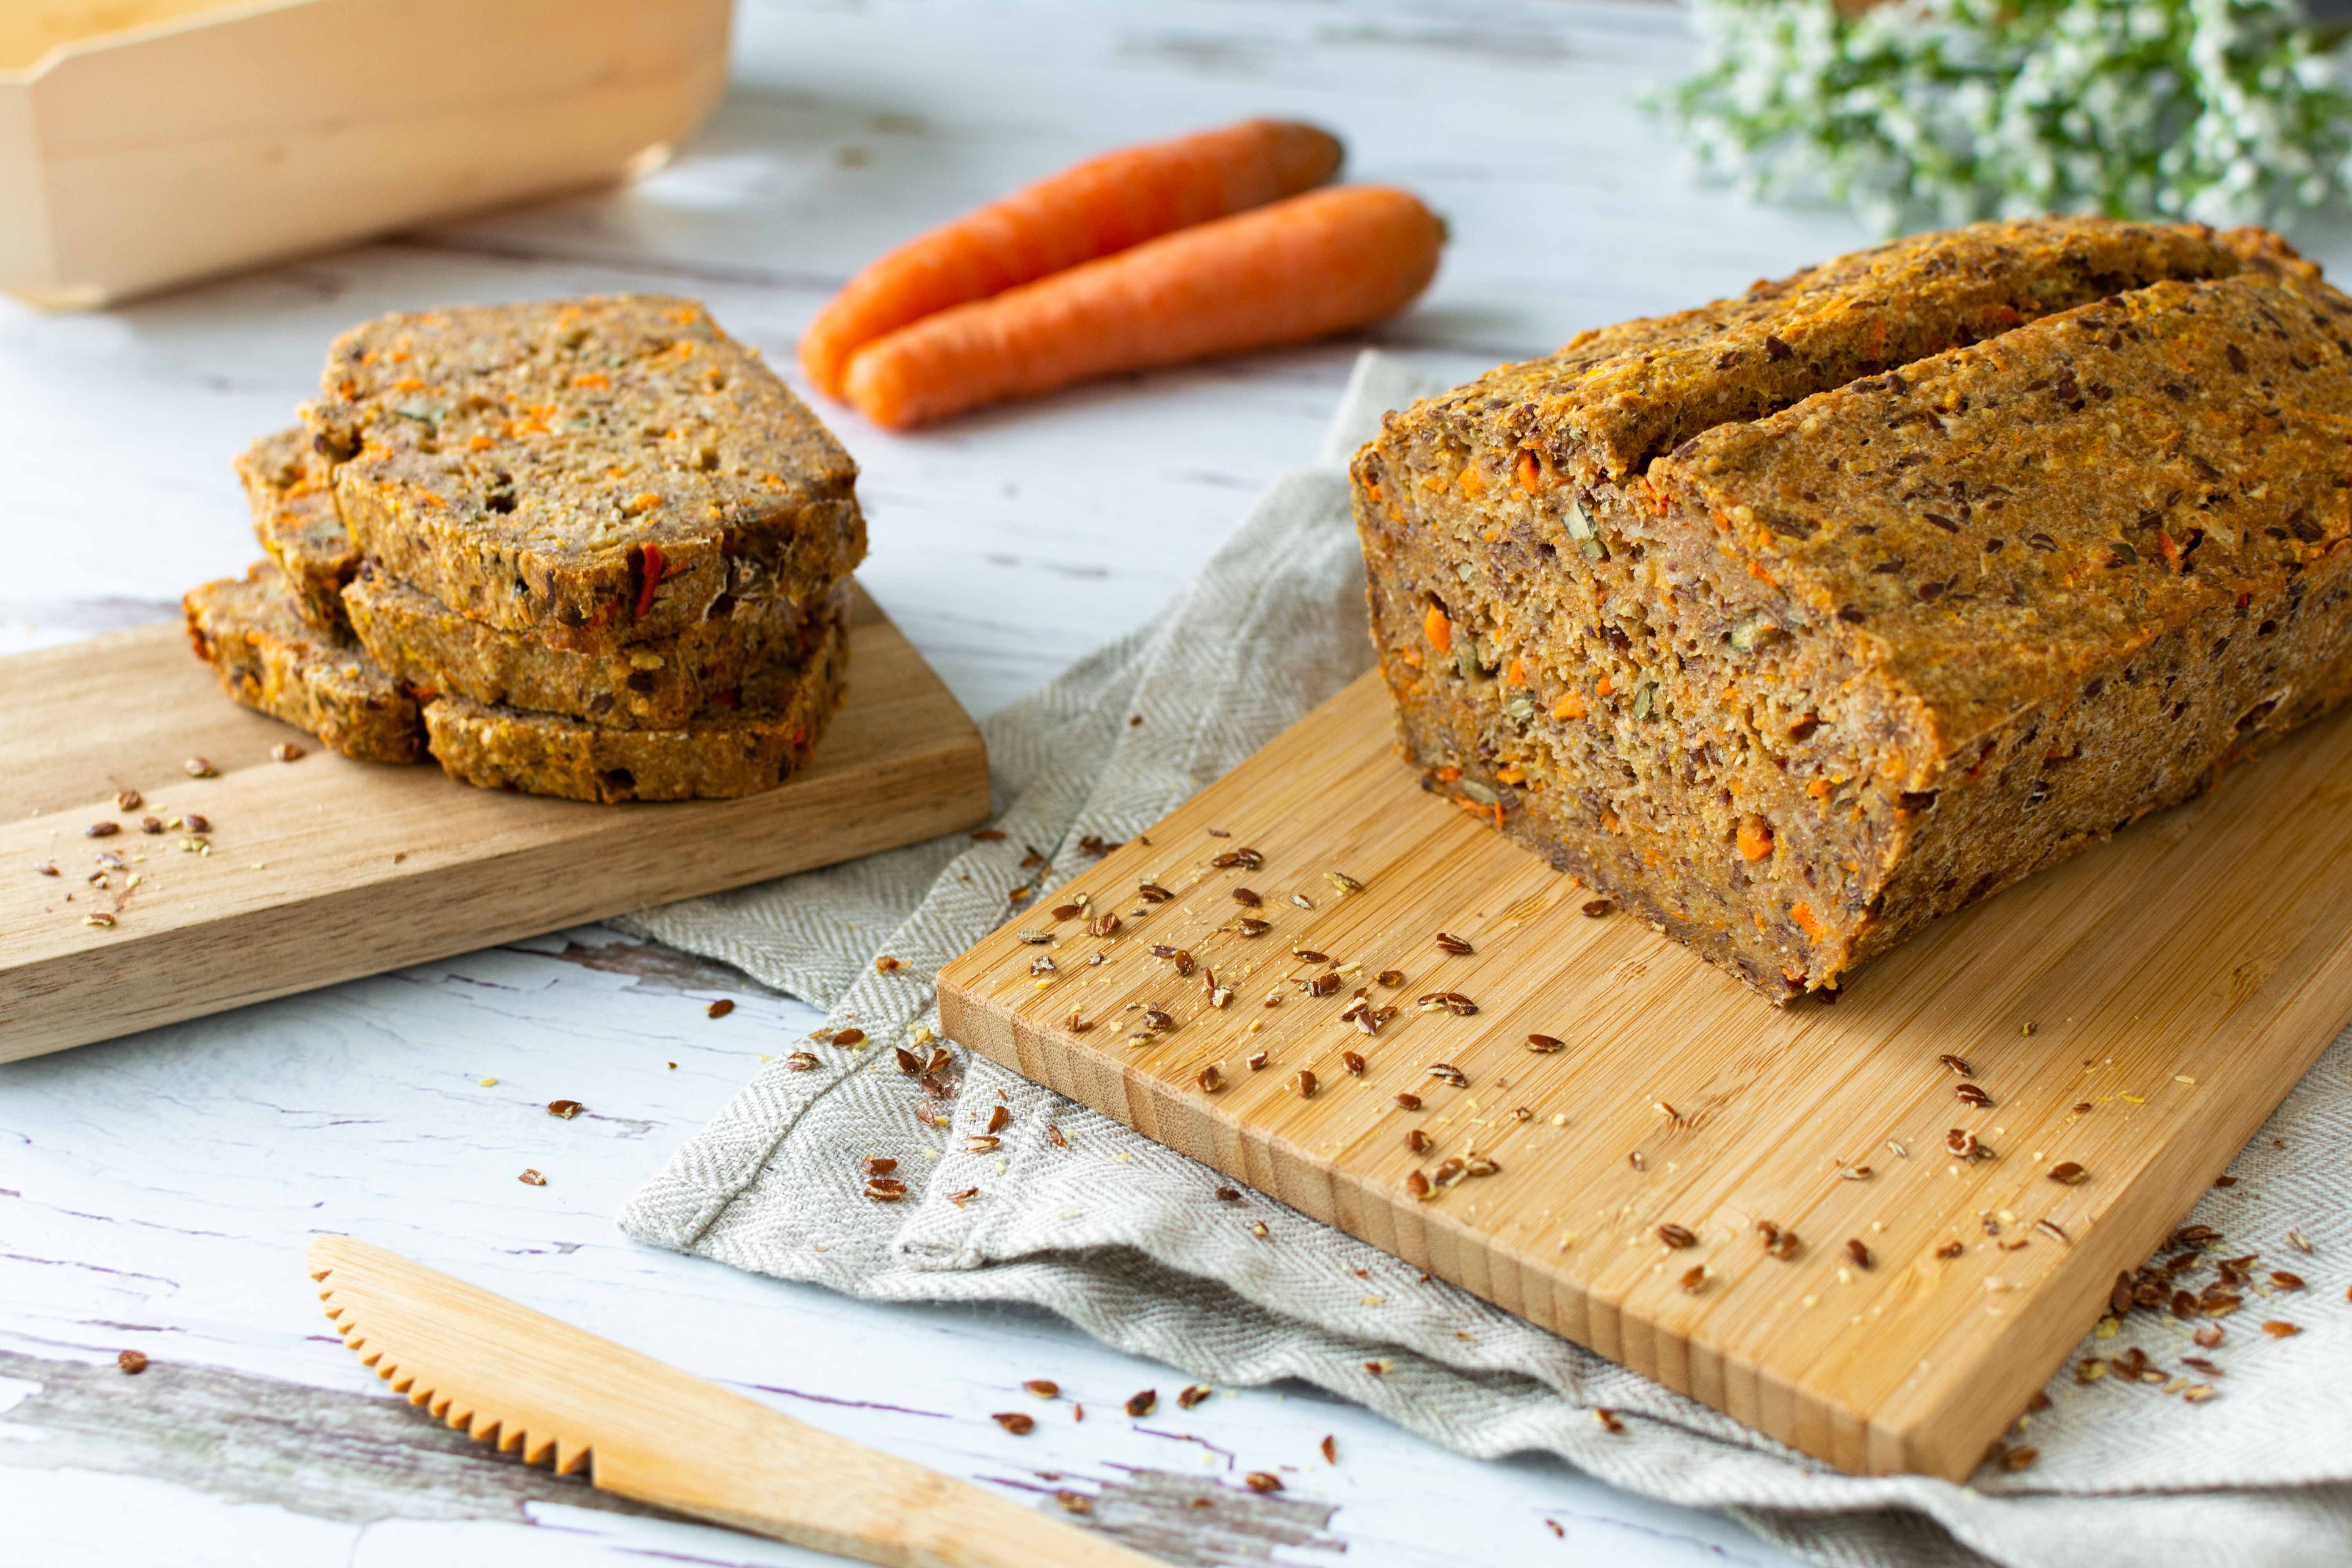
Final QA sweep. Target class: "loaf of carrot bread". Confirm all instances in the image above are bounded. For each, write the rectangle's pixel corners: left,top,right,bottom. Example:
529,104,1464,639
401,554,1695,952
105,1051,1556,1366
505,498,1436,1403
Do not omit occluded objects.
1353,218,2352,1000
423,599,850,802
301,295,865,652
183,561,426,764
343,564,841,728
236,428,359,635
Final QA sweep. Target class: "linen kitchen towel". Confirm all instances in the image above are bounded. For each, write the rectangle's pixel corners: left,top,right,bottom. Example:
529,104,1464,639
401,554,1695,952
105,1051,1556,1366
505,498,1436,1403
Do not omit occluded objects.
620,351,2352,1568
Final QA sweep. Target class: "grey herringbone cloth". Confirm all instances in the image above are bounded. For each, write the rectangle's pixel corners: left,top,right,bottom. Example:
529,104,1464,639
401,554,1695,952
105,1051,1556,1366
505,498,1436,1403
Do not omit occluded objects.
620,352,2352,1568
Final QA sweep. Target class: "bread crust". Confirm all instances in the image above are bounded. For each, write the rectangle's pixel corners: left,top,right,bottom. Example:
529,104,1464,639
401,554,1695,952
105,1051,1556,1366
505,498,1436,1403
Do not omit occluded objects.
302,295,865,652
1354,219,2352,1000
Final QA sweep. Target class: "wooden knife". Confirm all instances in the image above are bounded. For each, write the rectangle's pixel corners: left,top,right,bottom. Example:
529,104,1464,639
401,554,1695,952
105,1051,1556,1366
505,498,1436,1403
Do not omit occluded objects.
306,1234,1160,1567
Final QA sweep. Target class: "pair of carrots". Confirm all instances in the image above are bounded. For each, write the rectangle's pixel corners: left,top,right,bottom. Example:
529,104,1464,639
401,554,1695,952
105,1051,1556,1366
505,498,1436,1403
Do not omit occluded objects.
800,118,1444,429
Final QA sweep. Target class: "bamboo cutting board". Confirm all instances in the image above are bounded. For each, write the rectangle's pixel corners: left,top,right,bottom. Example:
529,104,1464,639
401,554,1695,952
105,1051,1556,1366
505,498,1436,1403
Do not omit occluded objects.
1,586,987,1063
937,670,2352,1480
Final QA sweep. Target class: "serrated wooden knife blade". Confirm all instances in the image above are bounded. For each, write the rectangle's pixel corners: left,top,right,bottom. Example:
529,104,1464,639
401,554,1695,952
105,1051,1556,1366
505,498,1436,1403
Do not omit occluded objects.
306,1234,1159,1567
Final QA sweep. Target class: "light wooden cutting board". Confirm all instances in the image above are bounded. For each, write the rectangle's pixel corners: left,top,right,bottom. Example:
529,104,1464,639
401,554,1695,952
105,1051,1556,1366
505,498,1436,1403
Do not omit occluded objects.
2,584,988,1063
937,669,2352,1480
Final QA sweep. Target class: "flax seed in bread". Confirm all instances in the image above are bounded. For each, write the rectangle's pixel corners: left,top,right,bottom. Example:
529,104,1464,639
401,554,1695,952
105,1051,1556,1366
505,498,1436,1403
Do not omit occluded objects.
423,598,851,802
235,428,359,635
1353,218,2352,1001
183,560,426,764
302,295,865,652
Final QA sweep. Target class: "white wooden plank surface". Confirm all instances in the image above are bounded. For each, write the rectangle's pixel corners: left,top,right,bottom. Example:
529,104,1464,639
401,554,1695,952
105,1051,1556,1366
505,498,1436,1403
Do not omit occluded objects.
7,2,2349,1564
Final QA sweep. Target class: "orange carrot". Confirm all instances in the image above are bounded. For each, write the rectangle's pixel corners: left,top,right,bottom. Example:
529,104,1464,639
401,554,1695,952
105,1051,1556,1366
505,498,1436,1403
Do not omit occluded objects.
799,118,1343,397
842,185,1444,430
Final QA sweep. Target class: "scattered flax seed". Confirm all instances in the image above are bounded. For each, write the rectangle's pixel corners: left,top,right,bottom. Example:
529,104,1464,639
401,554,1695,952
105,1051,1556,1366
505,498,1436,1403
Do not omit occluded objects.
1426,1063,1469,1088
33,861,57,877
1177,1384,1212,1409
1653,1100,1679,1122
1657,1223,1697,1249
834,1028,867,1047
1343,1051,1367,1076
114,789,142,811
1248,1050,1269,1071
786,1051,818,1071
180,813,211,833
865,1157,898,1176
2285,1230,2312,1254
1580,898,1614,918
1138,882,1172,903
2036,1218,2071,1243
1214,1187,1240,1202
894,1047,923,1074
965,1136,1001,1153
1629,1152,1647,1172
1055,1491,1092,1514
1245,1472,1283,1494
1236,917,1272,937
1291,893,1315,910
1364,1359,1390,1376
1680,1265,1709,1293
271,742,304,762
1839,1165,1874,1181
518,1169,547,1186
2048,1161,2087,1185
1231,887,1262,907
117,1350,148,1375
993,1412,1036,1434
1320,1434,1338,1465
1292,947,1328,964
1125,1389,1157,1417
1938,1054,1972,1076
1405,1169,1433,1200
1887,1140,1910,1159
1955,1082,1993,1107
1048,1125,1069,1149
139,817,162,834
2269,1270,2307,1291
1303,971,1342,997
1511,1107,1533,1123
1846,1239,1875,1270
1394,1091,1423,1111
1937,1240,1966,1259
876,955,905,972
1212,847,1266,871
985,1104,1010,1134
83,913,117,928
1434,931,1474,955
546,1100,583,1119
1593,1408,1625,1434
706,999,735,1019
184,757,215,778
1325,871,1362,894
1407,1129,1433,1153
1370,969,1403,989
1526,1033,1565,1054
1947,1129,1989,1159
865,1176,908,1202
1025,1379,1060,1398
2195,1323,2224,1347
85,821,119,838
2261,1320,2303,1338
971,828,1007,841
1998,1445,2038,1473
1197,1064,1225,1093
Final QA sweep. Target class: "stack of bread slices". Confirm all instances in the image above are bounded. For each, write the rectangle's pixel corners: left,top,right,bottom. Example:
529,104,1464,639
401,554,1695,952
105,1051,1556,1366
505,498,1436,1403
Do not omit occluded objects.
183,295,866,802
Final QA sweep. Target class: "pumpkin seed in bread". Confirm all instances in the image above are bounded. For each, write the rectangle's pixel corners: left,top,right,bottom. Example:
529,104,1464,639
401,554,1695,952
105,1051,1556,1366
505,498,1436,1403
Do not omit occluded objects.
1354,218,2352,1001
344,563,842,728
302,295,864,652
424,599,850,802
183,560,426,764
235,428,358,635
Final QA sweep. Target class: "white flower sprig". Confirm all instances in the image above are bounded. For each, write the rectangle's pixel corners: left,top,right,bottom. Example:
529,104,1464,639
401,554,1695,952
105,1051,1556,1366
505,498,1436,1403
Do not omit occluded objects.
1654,0,2352,235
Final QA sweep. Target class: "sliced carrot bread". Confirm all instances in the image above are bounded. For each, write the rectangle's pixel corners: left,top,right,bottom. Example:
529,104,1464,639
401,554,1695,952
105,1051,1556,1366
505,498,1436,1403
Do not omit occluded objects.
236,428,359,635
423,598,851,802
1353,218,2352,1001
301,295,865,652
183,561,426,764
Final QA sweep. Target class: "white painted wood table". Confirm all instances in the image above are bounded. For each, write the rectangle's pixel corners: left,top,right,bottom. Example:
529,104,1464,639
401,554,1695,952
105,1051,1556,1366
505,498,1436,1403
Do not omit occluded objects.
11,4,2349,1564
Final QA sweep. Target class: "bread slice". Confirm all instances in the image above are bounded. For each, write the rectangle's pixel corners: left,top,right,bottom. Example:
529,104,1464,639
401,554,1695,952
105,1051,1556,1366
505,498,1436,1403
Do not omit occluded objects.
345,563,842,728
424,599,850,802
236,428,359,635
302,295,865,652
183,560,426,764
1354,218,2352,1000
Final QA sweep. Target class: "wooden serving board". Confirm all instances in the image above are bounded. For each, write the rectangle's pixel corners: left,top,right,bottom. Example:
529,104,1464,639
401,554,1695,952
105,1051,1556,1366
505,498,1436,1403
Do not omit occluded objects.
938,670,2352,1480
1,586,988,1064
